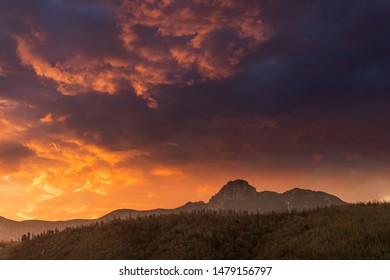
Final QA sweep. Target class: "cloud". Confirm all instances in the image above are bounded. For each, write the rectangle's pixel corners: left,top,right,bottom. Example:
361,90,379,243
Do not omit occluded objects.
40,113,54,123
0,66,6,77
118,0,271,96
28,172,63,201
151,167,184,177
4,0,388,169
14,34,123,96
16,203,35,220
0,141,35,173
0,0,389,219
7,0,271,107
73,179,107,195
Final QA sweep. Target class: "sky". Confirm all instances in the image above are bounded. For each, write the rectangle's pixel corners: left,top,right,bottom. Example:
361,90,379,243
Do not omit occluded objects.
0,0,389,221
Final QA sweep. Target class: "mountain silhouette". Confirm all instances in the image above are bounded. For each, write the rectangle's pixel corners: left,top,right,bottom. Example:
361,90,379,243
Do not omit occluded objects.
0,179,346,241
208,180,345,212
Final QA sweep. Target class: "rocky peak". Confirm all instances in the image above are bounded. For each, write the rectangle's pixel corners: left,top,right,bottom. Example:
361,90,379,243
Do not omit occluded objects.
208,180,258,209
213,179,257,199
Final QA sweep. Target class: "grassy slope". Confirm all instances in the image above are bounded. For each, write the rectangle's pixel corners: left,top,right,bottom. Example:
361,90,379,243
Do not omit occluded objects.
6,203,390,260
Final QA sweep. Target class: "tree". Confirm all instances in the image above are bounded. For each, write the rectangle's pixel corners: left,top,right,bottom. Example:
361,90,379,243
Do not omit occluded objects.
21,232,31,242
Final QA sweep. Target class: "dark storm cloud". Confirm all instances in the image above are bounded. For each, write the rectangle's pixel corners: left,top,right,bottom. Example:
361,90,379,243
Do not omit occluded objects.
0,141,35,173
130,0,389,171
1,0,271,104
1,0,389,173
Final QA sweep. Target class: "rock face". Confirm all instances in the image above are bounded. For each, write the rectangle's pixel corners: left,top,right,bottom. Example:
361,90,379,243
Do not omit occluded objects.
208,179,259,210
0,179,346,241
208,179,346,212
281,188,346,211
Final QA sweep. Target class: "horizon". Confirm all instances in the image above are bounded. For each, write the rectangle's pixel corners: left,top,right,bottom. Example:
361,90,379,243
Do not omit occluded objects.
1,178,352,222
0,178,370,222
0,0,389,221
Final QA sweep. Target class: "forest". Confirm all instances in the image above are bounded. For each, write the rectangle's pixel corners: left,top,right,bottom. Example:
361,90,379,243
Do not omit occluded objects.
2,202,390,259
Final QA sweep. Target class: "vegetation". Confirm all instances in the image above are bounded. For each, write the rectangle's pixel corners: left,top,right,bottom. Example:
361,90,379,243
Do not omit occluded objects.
0,241,14,260
5,203,390,259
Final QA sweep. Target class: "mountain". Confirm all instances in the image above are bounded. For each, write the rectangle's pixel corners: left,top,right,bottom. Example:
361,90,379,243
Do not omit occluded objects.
0,179,346,241
208,179,345,212
209,179,284,212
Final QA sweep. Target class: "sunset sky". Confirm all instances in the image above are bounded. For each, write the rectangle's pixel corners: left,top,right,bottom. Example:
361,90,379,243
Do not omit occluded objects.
0,0,389,221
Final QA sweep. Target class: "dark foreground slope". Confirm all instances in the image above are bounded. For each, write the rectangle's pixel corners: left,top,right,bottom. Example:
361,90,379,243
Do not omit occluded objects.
6,203,390,260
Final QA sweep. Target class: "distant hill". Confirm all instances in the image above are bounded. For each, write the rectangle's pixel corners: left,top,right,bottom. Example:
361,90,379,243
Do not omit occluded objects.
0,217,93,242
0,179,345,241
5,203,390,260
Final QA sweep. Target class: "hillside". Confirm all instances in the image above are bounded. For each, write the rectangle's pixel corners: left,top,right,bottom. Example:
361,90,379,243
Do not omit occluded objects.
5,203,390,260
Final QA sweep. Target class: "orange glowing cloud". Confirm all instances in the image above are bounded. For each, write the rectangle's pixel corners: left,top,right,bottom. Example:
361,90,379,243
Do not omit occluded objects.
0,99,34,146
0,99,157,220
39,113,54,123
15,35,123,96
0,131,151,220
151,167,184,177
0,66,6,77
118,0,271,84
12,0,270,107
